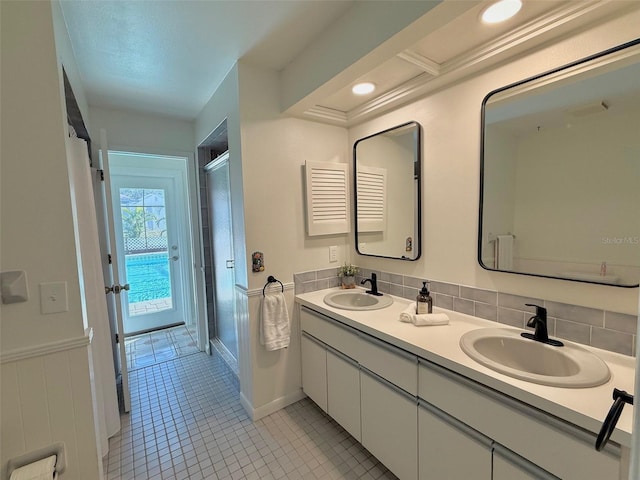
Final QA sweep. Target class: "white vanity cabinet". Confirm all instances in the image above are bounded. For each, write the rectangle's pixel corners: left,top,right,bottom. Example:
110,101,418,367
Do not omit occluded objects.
300,306,418,480
298,303,625,480
418,360,622,480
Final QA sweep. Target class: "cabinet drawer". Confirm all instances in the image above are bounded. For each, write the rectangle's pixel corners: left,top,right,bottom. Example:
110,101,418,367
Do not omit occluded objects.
418,361,620,480
358,334,417,395
300,307,361,360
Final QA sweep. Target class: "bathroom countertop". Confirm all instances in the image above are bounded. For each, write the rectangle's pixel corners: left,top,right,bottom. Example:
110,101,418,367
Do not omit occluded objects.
296,287,636,448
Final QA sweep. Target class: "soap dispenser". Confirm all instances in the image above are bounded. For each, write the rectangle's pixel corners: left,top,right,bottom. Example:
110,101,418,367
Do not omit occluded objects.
416,281,433,314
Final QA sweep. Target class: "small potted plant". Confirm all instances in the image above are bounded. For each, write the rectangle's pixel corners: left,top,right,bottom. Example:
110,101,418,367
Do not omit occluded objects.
337,263,359,289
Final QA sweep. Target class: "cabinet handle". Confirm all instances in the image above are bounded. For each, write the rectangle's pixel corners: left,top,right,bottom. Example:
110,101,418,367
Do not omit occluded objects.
418,399,492,448
361,366,417,403
358,330,417,363
493,444,560,480
302,331,326,348
301,306,359,335
326,345,358,368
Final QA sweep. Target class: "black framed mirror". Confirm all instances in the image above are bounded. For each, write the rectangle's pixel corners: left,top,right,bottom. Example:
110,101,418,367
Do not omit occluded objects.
354,121,421,260
479,39,640,287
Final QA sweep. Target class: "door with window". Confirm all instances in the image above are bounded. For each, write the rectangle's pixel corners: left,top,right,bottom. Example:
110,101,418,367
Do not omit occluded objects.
110,165,188,335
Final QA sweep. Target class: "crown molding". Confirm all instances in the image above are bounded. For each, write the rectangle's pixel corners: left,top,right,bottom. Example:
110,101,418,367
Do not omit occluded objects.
316,1,629,126
304,106,349,125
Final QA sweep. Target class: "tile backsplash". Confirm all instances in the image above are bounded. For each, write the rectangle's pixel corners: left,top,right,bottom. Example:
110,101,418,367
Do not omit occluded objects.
294,267,637,357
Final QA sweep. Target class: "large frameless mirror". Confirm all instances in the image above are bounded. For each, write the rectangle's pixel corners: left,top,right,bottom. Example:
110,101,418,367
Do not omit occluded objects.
354,121,421,260
479,39,640,287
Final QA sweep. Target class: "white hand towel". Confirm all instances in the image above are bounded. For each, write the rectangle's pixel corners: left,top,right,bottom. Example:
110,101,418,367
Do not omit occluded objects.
9,455,56,480
260,292,290,351
496,234,514,270
399,304,449,326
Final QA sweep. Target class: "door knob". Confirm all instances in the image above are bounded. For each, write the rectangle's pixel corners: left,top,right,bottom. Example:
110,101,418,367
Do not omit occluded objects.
105,283,130,295
172,255,179,261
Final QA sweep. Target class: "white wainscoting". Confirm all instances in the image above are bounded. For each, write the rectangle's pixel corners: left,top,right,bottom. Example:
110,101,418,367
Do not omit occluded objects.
235,282,304,420
1,334,101,480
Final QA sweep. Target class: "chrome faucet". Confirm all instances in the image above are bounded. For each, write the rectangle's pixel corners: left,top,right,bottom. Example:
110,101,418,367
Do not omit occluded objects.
521,304,564,347
361,273,382,296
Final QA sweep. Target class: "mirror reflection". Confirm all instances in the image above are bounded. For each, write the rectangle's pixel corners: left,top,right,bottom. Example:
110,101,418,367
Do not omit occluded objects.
480,40,640,287
354,121,421,260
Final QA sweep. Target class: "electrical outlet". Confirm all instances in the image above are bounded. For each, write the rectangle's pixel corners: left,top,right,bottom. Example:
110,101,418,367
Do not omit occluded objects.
329,246,338,262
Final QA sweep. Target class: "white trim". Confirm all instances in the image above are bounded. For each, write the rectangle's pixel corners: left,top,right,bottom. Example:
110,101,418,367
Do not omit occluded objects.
1,330,92,364
396,50,441,76
240,389,306,421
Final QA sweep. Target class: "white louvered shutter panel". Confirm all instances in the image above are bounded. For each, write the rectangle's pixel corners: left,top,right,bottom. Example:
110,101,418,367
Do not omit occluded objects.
357,165,386,232
305,161,350,236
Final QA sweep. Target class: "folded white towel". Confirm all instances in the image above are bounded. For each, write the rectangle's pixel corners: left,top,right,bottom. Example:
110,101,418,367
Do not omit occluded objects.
399,304,449,326
260,292,290,351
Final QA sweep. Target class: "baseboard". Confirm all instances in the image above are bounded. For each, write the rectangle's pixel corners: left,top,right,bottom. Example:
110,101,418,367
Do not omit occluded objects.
240,389,306,421
209,338,239,377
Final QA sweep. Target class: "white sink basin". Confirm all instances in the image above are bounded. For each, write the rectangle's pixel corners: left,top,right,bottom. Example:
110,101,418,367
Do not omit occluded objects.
459,328,610,388
323,290,393,311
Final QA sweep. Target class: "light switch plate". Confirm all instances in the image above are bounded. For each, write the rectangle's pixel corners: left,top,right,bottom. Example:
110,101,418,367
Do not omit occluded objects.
329,246,338,262
40,282,68,314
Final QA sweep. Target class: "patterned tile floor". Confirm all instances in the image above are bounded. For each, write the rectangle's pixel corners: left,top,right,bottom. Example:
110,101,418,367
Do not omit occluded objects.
125,325,199,371
104,351,396,480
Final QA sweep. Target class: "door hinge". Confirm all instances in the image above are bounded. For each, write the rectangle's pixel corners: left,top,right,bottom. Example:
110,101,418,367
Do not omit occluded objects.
107,253,112,264
115,333,119,344
98,169,105,181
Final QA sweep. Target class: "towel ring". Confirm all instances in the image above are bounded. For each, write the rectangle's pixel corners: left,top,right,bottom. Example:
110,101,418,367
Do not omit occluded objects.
263,275,284,296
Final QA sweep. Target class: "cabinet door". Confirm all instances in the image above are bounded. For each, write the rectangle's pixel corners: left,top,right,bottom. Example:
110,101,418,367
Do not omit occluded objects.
327,349,361,441
493,445,559,480
361,368,418,480
418,402,491,480
301,333,327,412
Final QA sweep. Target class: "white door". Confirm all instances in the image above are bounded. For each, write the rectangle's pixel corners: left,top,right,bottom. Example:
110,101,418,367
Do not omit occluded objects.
99,130,131,413
205,153,237,359
110,173,186,335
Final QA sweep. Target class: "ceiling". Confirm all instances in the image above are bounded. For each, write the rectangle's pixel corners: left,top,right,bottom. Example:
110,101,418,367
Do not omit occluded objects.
60,0,639,124
59,0,354,119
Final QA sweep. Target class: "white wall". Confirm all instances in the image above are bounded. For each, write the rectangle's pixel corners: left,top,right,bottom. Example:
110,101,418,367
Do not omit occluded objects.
348,11,640,316
1,0,84,350
239,62,350,290
1,2,100,478
89,107,195,156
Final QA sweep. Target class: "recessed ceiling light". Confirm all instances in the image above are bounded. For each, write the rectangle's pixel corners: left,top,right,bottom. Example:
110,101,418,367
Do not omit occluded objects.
352,82,376,95
481,0,522,24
